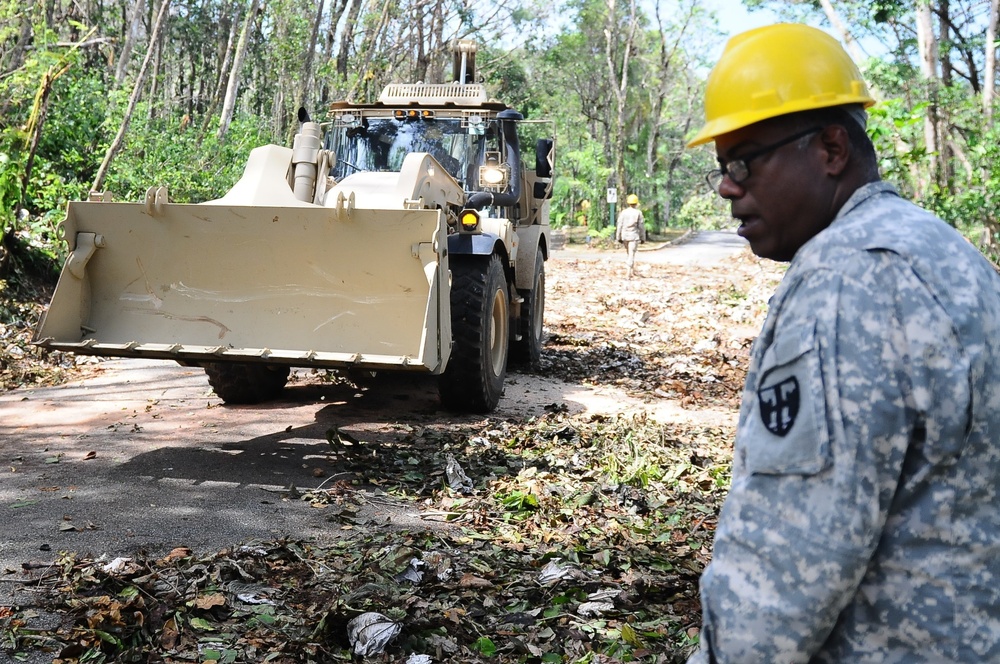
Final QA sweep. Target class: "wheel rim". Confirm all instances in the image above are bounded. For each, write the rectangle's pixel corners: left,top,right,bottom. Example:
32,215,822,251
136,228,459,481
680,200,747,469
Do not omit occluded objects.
489,287,508,377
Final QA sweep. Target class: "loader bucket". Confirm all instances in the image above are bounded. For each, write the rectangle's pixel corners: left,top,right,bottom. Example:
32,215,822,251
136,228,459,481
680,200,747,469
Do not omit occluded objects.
33,192,451,373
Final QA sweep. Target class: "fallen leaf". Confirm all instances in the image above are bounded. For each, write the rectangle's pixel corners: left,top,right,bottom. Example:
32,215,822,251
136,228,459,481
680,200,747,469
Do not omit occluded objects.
161,547,192,562
194,593,226,610
459,573,492,588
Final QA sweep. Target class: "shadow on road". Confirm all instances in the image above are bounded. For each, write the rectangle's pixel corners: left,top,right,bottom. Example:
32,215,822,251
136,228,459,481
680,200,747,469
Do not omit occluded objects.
1,359,614,583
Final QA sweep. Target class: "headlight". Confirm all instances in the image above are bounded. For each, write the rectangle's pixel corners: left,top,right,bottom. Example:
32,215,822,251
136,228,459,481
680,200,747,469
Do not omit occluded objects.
478,151,509,189
459,209,480,233
481,166,505,185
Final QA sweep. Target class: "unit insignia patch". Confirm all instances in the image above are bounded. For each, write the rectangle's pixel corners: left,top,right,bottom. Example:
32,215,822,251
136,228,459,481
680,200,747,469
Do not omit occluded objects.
758,376,800,437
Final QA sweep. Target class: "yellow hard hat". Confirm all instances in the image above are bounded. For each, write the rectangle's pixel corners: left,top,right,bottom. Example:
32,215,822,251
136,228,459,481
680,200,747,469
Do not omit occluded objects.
626,194,639,205
687,23,875,147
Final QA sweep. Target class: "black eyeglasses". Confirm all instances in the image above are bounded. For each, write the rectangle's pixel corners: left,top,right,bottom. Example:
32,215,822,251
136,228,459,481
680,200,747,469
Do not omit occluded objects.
706,126,822,194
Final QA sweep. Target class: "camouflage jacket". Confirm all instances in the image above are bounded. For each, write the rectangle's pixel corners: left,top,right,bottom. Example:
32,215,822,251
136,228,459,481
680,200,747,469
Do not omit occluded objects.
688,182,1000,663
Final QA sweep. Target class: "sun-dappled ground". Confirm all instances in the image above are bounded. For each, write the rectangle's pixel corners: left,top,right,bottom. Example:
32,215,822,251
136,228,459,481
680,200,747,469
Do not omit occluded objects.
1,245,786,663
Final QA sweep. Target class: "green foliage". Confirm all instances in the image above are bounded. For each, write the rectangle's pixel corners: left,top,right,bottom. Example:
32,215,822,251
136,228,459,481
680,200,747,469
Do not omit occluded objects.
552,144,613,230
499,490,541,516
0,151,19,243
479,46,540,118
104,112,270,203
672,191,732,230
922,119,1000,260
600,431,665,488
3,0,999,277
473,636,497,656
866,97,928,198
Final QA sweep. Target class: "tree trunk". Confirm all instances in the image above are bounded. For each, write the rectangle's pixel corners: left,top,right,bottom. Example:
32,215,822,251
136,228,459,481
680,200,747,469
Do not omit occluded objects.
937,0,956,193
92,0,171,193
297,0,327,115
320,0,350,103
816,0,883,101
146,16,163,122
336,0,363,79
986,0,999,117
429,0,446,83
649,0,696,230
114,0,146,86
817,0,866,63
198,8,239,142
349,0,394,101
217,0,261,142
347,0,394,101
14,59,73,249
604,0,639,198
915,1,940,196
2,11,34,82
938,0,952,87
414,0,428,82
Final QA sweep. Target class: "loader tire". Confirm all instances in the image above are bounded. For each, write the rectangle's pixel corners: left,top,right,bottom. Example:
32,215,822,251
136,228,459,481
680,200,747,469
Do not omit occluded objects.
440,254,509,413
204,363,290,404
510,246,545,368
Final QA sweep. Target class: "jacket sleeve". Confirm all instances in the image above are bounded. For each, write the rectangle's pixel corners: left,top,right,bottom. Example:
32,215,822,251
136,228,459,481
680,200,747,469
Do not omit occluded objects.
688,257,962,663
639,211,646,241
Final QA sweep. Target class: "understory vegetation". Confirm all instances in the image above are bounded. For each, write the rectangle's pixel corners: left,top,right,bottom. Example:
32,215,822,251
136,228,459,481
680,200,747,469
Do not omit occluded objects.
3,0,1000,275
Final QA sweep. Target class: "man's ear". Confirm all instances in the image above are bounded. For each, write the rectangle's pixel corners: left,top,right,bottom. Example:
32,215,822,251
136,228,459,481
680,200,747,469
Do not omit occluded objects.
818,124,851,176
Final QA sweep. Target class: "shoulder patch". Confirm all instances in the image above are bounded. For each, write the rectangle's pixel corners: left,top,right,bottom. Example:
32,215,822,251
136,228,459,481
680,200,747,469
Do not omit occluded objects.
757,376,799,437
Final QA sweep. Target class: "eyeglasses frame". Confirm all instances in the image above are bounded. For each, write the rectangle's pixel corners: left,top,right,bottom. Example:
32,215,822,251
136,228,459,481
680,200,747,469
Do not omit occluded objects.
706,126,823,194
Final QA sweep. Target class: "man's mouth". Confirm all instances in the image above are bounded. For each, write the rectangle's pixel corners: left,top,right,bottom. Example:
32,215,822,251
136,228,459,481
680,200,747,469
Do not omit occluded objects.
735,215,759,238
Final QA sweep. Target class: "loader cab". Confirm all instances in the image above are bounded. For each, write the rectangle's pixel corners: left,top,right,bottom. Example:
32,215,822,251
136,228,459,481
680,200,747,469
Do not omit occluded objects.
327,113,488,189
325,101,551,226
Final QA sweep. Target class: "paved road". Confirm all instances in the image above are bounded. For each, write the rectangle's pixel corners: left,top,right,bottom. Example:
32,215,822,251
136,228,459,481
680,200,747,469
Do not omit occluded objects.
0,362,581,572
0,363,649,606
557,229,747,265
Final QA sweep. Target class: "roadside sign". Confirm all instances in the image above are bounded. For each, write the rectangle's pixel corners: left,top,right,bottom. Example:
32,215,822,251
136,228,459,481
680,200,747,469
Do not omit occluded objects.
606,188,617,203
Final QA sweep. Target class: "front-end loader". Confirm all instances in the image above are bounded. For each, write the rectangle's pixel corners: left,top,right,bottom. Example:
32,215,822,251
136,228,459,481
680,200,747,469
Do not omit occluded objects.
33,40,554,413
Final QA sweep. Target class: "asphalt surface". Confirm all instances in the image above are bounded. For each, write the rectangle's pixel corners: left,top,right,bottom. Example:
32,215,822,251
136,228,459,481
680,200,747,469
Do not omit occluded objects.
561,228,747,265
0,231,749,658
0,362,595,574
1,359,612,663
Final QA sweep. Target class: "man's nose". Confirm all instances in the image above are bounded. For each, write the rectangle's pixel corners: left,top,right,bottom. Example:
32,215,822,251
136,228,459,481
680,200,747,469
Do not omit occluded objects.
718,173,747,200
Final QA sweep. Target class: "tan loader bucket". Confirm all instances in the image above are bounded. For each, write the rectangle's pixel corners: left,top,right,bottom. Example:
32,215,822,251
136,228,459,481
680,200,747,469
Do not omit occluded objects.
34,195,450,373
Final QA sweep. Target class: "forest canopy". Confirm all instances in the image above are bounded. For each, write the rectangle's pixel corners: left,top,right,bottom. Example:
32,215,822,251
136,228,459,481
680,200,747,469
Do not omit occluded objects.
2,0,1000,278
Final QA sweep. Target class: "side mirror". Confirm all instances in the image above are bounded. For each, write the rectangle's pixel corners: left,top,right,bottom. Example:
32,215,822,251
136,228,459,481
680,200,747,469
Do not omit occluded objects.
535,138,554,178
533,181,552,199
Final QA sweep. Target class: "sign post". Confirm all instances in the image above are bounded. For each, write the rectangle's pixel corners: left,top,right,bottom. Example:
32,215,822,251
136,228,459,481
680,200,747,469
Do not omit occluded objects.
607,187,617,230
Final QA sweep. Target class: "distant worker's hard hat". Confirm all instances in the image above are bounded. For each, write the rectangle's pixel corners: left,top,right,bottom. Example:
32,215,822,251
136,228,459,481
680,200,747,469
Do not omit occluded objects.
626,194,639,205
687,23,875,147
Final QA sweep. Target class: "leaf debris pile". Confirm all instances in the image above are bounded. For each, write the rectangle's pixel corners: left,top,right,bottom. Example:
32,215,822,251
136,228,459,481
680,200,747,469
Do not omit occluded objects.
540,250,783,407
0,280,78,391
4,414,732,663
3,242,785,662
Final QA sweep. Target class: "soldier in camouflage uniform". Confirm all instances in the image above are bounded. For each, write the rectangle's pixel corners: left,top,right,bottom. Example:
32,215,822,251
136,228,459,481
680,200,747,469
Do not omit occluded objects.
684,23,1000,663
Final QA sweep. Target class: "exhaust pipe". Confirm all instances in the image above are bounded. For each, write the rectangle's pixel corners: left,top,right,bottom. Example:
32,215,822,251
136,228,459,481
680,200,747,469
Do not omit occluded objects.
452,39,477,84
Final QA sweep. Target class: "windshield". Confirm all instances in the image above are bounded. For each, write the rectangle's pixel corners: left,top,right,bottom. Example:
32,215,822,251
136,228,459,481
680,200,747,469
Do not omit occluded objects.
329,117,485,187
